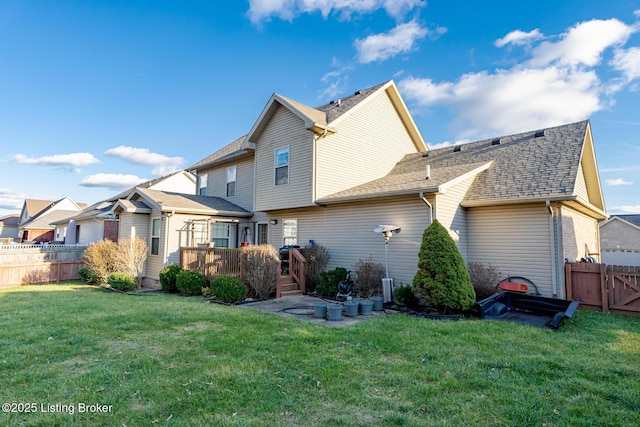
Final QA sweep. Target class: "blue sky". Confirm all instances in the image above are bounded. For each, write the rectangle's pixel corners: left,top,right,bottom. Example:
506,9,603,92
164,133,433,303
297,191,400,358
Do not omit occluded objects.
1,0,640,217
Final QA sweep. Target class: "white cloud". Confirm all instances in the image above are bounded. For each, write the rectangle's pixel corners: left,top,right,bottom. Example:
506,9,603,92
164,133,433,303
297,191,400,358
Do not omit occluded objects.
611,47,640,81
80,173,148,190
247,0,425,24
105,146,184,176
399,17,640,139
530,19,635,67
610,205,640,214
605,178,633,186
494,29,544,48
635,10,640,18
355,21,428,63
400,66,602,138
11,152,100,167
0,188,25,210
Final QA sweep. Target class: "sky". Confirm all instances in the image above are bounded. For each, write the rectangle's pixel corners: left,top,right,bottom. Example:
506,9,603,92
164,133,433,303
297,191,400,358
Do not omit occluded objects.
1,0,640,217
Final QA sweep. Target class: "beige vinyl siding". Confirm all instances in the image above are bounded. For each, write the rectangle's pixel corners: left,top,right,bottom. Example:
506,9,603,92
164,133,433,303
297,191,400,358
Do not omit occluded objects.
254,106,315,211
467,204,554,296
118,212,150,243
316,90,420,199
267,195,431,285
76,220,104,245
559,206,599,262
574,165,589,203
435,175,476,259
201,157,255,211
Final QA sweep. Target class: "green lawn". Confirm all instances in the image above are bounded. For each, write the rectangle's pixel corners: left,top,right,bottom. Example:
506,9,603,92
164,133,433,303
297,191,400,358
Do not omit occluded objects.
1,283,639,426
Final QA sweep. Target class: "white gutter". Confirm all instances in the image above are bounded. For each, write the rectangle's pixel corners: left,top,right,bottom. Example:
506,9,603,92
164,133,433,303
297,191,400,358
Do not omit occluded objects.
420,192,434,223
547,201,558,298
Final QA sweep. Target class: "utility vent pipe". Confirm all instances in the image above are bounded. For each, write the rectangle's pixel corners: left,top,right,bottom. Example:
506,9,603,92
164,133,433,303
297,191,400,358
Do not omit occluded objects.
425,165,431,180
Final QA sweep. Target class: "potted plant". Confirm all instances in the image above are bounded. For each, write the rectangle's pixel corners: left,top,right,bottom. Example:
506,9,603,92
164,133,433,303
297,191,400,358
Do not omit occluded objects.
343,299,359,317
354,256,385,316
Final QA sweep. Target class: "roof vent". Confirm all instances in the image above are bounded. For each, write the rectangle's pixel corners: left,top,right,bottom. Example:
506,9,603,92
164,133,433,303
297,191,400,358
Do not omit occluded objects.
354,90,361,95
534,129,545,138
422,152,429,157
425,165,431,180
330,98,342,107
491,137,501,145
454,145,462,152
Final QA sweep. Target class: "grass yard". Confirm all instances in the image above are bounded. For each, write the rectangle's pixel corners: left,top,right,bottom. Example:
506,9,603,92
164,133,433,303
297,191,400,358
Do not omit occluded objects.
1,283,639,426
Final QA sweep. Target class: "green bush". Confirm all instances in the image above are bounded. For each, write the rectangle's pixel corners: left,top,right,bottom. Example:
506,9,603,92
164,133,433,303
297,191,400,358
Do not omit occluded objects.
107,272,136,292
394,284,418,307
78,266,99,284
206,275,247,303
159,264,183,293
412,220,476,312
315,267,348,297
176,270,206,296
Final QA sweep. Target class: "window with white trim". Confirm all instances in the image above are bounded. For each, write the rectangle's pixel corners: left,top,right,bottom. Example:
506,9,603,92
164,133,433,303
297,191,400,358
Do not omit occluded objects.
151,218,161,255
275,146,289,185
282,219,297,247
226,166,236,197
210,222,231,248
198,174,208,196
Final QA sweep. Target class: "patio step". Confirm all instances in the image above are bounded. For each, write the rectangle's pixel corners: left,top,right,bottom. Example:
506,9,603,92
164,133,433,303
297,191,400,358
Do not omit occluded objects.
278,275,302,297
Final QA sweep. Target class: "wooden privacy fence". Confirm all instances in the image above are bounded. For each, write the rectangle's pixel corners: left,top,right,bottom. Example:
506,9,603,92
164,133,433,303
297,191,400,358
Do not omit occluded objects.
0,245,86,287
565,262,640,315
180,247,242,281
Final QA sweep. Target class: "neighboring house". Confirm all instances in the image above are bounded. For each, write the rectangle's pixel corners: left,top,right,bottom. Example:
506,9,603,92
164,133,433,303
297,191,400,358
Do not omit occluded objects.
163,80,604,298
18,199,54,227
17,197,86,242
600,215,640,266
0,214,20,241
52,171,197,245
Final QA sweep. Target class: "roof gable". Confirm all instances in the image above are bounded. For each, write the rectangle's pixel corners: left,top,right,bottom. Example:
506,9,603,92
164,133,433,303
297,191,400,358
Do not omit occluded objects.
241,80,426,152
601,215,640,231
575,123,606,212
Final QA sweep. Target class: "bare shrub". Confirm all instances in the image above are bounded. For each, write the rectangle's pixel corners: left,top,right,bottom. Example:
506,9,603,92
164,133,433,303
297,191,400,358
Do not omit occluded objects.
116,237,148,288
353,255,385,298
240,244,279,299
467,262,501,301
83,239,119,284
303,243,330,292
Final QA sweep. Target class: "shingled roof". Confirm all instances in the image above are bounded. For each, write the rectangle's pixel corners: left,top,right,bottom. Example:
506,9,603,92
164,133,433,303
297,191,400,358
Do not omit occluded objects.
188,134,248,170
319,120,599,209
134,188,251,217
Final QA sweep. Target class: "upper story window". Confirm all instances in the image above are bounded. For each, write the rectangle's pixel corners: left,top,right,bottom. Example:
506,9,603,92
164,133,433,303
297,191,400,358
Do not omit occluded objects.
198,174,208,196
226,166,236,197
275,146,289,186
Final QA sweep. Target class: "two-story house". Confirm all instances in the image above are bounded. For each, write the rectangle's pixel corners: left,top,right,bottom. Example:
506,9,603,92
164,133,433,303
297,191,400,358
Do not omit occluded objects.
142,80,606,297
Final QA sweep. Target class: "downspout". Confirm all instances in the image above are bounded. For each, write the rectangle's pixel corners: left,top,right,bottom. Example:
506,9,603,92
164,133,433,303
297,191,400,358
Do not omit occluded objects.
312,129,328,205
547,201,558,298
419,192,434,224
164,210,174,267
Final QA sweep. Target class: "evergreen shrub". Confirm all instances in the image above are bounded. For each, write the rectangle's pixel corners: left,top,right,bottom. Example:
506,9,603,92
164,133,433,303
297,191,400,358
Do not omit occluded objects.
160,264,183,293
107,272,136,292
206,275,247,303
176,270,206,296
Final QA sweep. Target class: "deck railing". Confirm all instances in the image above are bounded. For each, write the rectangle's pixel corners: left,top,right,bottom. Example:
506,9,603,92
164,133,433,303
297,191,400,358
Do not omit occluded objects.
180,247,242,281
290,248,306,294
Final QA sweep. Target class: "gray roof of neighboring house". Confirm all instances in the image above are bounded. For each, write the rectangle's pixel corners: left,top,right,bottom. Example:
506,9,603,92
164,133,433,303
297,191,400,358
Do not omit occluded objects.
20,210,81,230
611,214,640,228
319,120,590,205
136,188,252,217
51,201,115,225
0,214,19,227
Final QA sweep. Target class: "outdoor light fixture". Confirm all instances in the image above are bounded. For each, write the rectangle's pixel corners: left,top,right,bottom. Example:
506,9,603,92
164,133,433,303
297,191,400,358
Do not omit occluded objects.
374,224,401,302
270,219,277,225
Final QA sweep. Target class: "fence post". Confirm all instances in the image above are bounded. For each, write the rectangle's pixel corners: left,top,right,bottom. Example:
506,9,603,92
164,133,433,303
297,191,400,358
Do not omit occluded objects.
601,263,609,313
565,263,573,299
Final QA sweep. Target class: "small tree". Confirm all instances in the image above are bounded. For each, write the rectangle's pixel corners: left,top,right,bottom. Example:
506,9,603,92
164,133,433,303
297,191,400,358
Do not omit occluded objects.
303,243,330,293
240,244,279,299
116,237,148,288
83,239,119,284
413,220,476,312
